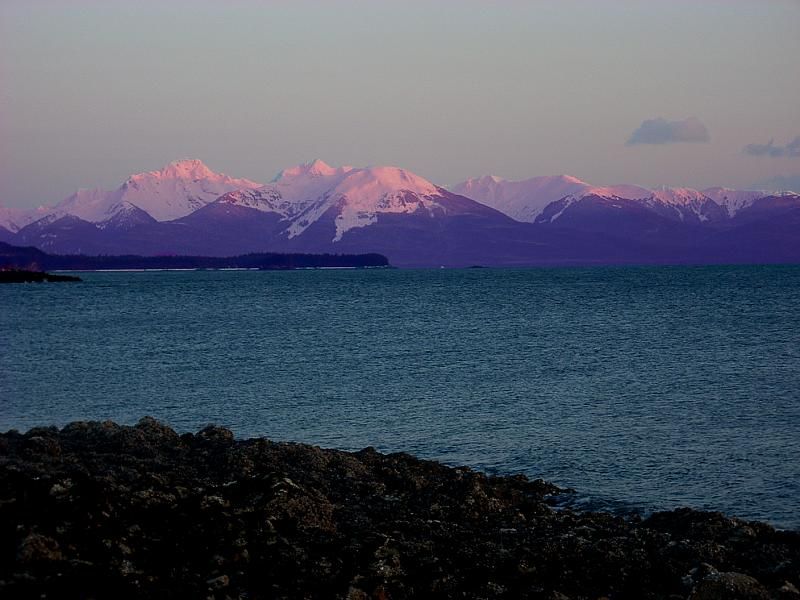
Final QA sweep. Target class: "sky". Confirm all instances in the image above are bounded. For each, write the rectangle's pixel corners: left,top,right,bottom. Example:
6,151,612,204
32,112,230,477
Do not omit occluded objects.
1,0,799,208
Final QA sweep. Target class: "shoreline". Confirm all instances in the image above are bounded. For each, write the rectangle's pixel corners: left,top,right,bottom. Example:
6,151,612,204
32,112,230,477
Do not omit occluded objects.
2,418,798,599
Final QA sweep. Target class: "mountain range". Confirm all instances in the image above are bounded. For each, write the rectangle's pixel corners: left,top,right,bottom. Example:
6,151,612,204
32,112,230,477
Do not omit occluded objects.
2,159,798,267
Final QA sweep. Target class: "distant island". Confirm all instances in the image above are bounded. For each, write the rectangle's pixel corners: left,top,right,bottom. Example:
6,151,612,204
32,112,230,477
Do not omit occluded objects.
0,241,389,272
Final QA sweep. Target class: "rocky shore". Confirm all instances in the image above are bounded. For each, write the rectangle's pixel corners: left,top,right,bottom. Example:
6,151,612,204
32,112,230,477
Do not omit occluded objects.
1,419,798,599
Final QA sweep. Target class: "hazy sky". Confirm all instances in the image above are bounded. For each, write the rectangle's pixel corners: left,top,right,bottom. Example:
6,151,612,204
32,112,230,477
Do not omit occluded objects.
2,0,799,208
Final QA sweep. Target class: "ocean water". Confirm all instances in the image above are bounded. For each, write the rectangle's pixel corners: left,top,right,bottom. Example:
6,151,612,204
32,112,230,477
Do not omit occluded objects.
2,266,799,529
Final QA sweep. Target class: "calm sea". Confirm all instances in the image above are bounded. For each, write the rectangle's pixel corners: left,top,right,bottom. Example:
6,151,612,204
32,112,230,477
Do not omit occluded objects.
2,267,799,529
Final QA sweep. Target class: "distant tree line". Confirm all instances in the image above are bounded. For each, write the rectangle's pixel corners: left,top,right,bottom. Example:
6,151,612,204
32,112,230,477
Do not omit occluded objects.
0,242,390,271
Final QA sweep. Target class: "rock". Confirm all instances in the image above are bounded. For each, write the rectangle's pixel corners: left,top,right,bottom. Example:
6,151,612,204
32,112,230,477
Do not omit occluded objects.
22,434,61,458
197,425,234,444
206,574,229,590
49,479,73,496
17,534,63,563
0,418,797,598
135,416,180,442
689,571,771,599
779,581,800,598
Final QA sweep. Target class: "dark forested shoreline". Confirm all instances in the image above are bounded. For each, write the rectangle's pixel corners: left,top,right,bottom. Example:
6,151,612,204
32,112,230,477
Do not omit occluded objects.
0,241,389,271
1,419,798,599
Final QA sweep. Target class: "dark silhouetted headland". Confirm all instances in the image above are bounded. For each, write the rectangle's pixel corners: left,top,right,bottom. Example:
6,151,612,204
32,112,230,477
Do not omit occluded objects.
0,269,81,283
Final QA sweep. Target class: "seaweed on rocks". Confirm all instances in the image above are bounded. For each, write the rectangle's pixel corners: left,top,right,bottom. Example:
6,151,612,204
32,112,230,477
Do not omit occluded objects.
0,418,798,599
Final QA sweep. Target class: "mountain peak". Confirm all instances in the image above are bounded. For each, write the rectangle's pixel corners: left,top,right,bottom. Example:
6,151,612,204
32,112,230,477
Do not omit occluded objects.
125,159,217,183
558,175,587,185
451,173,592,222
467,175,505,185
331,167,440,202
307,159,335,175
158,159,215,179
276,159,343,180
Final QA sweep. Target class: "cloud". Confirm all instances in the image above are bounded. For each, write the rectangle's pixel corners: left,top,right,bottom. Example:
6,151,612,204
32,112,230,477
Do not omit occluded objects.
743,136,800,158
626,117,710,145
752,174,800,193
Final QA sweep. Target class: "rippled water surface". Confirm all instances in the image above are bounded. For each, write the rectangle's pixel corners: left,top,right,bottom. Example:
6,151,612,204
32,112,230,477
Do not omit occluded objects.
2,266,799,528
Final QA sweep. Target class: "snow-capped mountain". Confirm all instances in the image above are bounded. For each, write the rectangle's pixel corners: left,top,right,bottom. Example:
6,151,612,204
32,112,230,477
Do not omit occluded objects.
0,205,51,233
7,159,525,264
3,159,800,266
216,159,353,221
700,187,769,217
0,207,26,236
49,187,116,223
6,159,263,230
96,201,158,231
108,159,262,222
642,188,728,223
451,175,592,223
451,174,782,225
217,160,482,242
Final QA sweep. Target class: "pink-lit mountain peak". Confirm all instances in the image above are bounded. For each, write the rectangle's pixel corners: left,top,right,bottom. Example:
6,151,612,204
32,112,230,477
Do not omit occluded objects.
452,173,774,223
451,174,592,222
336,166,440,197
0,205,47,233
159,159,215,179
649,186,709,204
257,162,443,234
276,161,437,192
259,163,447,242
127,159,259,186
125,159,212,183
454,174,590,198
18,160,265,226
276,159,352,180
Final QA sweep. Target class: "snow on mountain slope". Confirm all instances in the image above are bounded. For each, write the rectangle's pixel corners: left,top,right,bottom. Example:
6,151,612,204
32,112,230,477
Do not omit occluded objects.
701,187,766,217
105,159,262,222
219,160,452,242
453,174,767,223
585,184,652,200
267,159,353,217
274,158,352,181
451,175,591,222
327,166,441,241
0,205,51,232
649,187,708,205
0,206,29,233
7,158,795,255
216,159,352,222
450,175,664,223
96,201,157,231
282,164,445,241
15,159,264,228
641,187,726,222
49,188,115,223
216,188,287,214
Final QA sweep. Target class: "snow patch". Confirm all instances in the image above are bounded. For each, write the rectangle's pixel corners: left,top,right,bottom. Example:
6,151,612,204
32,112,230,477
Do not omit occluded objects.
701,187,765,217
452,174,590,222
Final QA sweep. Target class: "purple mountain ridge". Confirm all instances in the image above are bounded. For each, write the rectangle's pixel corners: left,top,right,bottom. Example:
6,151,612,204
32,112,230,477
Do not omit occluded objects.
3,159,799,266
